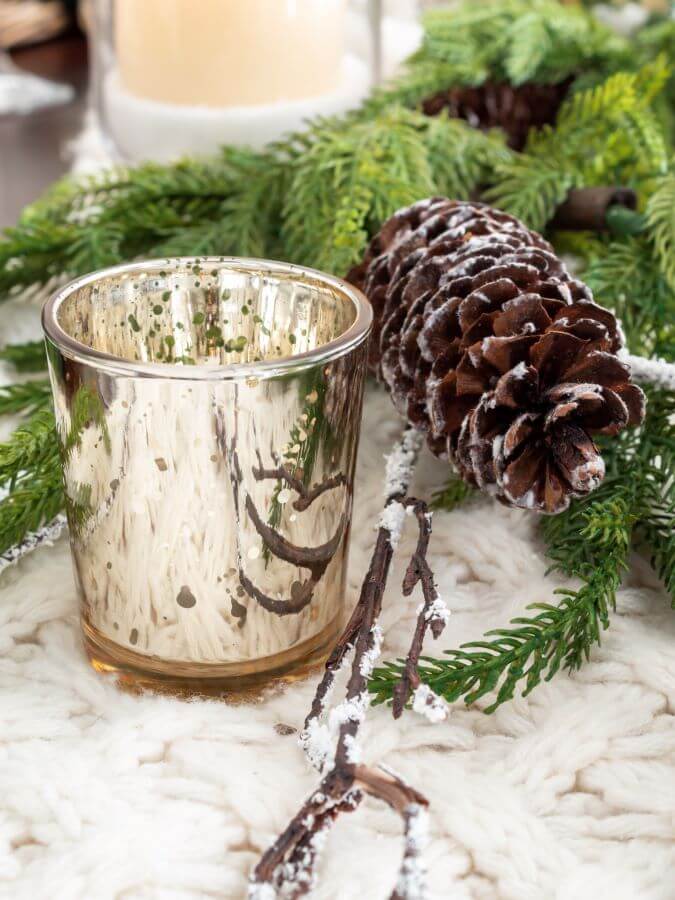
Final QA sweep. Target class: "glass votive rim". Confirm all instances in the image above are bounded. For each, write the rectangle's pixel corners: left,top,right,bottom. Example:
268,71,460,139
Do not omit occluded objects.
42,256,373,380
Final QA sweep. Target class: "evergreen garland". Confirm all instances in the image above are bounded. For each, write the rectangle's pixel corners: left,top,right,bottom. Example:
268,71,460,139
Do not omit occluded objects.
368,0,629,110
486,59,671,230
0,1,673,713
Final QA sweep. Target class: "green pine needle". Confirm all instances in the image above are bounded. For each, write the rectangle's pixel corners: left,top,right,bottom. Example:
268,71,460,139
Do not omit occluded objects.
645,168,675,292
281,109,435,274
0,340,47,373
0,409,63,552
280,108,506,274
581,236,674,358
0,380,52,417
430,475,474,512
0,149,286,295
487,61,670,230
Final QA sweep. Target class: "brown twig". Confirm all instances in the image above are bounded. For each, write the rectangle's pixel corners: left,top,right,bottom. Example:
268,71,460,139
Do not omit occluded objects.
392,501,449,719
249,428,437,900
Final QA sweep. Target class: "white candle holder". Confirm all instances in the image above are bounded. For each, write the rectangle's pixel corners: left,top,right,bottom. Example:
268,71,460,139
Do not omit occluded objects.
90,0,421,162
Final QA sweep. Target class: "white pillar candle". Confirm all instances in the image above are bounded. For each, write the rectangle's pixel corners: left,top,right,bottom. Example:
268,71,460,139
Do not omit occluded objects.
102,55,370,159
114,0,347,107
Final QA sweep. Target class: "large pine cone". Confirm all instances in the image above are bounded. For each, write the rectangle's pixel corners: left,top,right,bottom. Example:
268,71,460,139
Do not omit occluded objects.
348,198,645,514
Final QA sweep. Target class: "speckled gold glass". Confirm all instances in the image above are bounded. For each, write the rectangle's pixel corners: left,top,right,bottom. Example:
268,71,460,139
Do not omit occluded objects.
42,258,371,694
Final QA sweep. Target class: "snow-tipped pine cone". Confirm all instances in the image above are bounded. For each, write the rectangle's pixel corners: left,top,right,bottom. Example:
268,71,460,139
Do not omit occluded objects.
348,198,645,514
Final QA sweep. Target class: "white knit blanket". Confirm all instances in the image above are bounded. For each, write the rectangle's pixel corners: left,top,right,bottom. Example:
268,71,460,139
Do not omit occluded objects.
1,360,674,898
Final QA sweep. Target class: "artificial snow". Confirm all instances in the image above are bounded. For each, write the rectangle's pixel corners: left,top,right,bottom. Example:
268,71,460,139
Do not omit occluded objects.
359,624,384,678
0,514,67,575
621,350,675,392
247,882,276,900
393,804,430,900
412,684,448,724
424,595,450,628
378,500,409,549
384,429,423,499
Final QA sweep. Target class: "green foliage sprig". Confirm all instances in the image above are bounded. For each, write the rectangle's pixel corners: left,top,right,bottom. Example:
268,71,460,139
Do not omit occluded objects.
280,108,509,274
0,149,286,294
0,409,63,551
487,60,671,230
0,379,51,416
0,340,47,373
370,0,628,112
646,167,675,292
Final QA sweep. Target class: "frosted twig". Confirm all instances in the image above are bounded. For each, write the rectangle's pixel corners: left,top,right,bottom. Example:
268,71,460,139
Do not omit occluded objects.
249,428,433,900
391,802,430,900
392,501,449,720
620,351,675,392
0,514,67,575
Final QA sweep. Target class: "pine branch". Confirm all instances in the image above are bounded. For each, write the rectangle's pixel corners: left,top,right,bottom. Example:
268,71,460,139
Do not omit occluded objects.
281,108,508,275
581,237,674,358
487,156,575,232
646,168,675,292
486,62,670,231
0,380,51,416
0,408,59,488
0,149,285,297
423,115,512,199
0,409,63,553
0,340,47,373
281,109,436,274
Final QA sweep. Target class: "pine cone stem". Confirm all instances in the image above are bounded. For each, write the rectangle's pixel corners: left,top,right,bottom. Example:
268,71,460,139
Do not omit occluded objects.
551,187,637,231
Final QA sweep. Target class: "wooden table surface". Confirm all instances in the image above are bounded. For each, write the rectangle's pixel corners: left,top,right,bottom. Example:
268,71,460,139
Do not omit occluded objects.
0,34,88,228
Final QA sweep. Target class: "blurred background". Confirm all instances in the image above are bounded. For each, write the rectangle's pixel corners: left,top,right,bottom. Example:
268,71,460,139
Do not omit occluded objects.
0,0,671,226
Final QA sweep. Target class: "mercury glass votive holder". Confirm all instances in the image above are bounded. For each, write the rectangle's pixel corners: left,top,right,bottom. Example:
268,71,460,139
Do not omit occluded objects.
42,258,372,694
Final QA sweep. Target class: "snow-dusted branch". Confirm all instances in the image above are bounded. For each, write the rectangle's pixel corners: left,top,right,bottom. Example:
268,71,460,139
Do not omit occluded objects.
621,351,675,393
392,500,449,722
249,428,438,900
0,514,67,575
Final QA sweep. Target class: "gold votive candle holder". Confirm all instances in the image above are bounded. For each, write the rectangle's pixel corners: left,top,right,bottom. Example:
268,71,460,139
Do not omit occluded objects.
42,257,372,694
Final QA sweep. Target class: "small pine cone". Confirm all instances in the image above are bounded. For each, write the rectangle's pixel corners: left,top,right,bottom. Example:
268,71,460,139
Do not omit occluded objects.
348,199,645,514
421,79,573,151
